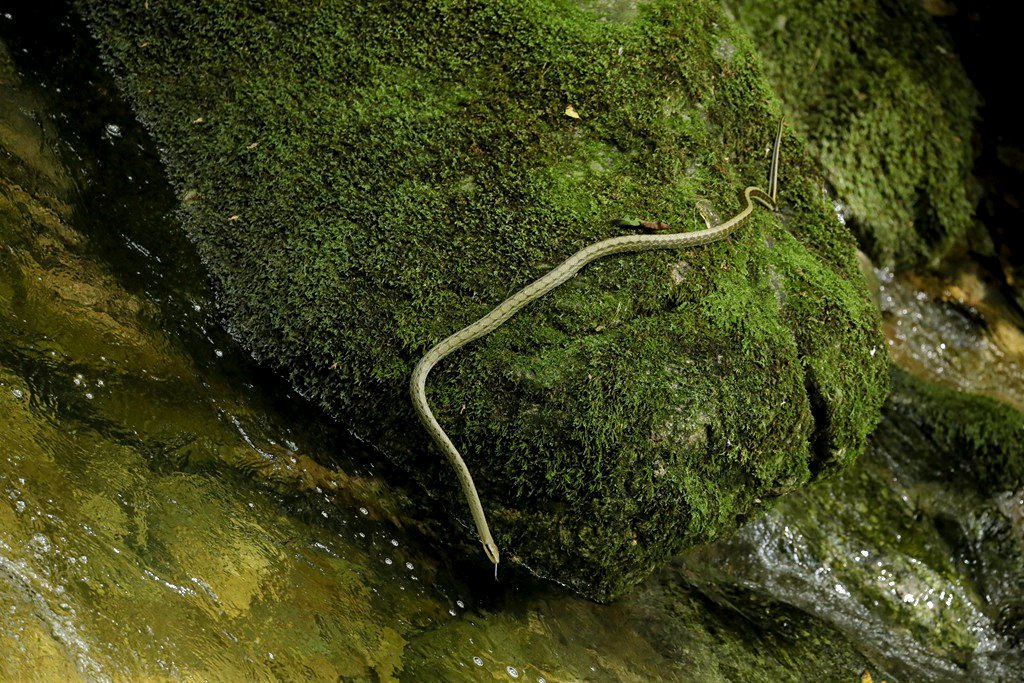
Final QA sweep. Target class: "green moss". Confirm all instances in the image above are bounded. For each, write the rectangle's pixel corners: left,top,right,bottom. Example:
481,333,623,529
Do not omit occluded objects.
78,0,888,599
888,368,1024,494
725,0,980,268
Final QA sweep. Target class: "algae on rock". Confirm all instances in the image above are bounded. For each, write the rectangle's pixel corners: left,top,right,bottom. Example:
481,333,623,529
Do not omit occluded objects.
78,0,889,598
725,0,980,268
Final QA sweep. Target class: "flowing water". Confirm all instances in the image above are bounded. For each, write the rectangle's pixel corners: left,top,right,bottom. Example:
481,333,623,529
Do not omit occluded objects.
2,6,1022,682
878,265,1024,411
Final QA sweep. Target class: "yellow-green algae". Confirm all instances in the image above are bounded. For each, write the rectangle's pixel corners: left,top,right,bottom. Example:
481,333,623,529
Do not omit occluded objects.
724,0,980,268
77,0,889,598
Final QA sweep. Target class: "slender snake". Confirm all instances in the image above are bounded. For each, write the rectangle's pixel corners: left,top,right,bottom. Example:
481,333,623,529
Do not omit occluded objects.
411,121,784,568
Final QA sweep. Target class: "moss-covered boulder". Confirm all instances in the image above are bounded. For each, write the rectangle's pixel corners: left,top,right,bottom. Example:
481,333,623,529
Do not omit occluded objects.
725,0,980,268
79,0,888,599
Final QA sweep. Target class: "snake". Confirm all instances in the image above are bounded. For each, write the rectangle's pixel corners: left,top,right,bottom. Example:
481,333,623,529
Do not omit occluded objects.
411,120,784,569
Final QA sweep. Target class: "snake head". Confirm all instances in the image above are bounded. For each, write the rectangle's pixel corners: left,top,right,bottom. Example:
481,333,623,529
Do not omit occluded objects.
483,540,500,567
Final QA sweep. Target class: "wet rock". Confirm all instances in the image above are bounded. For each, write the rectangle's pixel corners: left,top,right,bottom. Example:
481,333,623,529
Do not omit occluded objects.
679,368,1024,680
879,262,1024,409
403,571,896,680
0,43,76,204
887,369,1024,494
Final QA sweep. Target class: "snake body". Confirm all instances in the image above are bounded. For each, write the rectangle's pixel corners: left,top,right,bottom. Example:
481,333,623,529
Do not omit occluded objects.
411,122,784,567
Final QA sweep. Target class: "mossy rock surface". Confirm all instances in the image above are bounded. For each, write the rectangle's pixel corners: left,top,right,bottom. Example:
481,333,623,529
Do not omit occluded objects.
725,0,979,268
887,367,1024,495
79,0,888,599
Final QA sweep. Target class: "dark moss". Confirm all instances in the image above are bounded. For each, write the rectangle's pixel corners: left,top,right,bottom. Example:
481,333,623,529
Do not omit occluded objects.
726,0,980,268
887,367,1024,495
78,0,888,599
